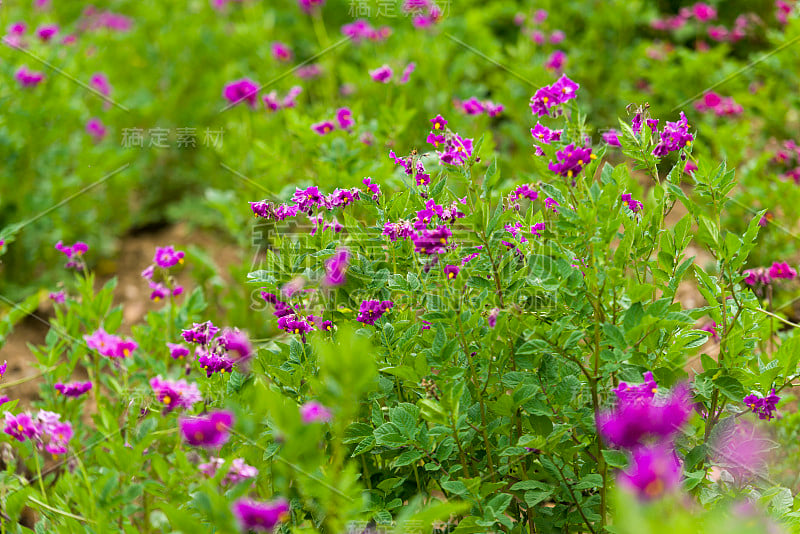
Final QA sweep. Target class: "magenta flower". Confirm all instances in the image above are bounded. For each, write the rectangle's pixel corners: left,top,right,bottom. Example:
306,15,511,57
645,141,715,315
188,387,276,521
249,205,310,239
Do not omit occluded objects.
743,389,780,420
743,267,771,287
297,0,325,13
356,300,394,325
700,321,720,342
324,248,349,286
0,360,6,379
300,401,332,423
412,226,452,254
84,328,137,358
150,376,202,412
196,347,235,377
181,321,219,345
15,66,45,88
369,65,393,83
154,246,185,268
529,74,579,116
8,22,26,35
342,19,391,43
167,342,190,360
36,24,59,42
768,261,797,280
89,73,111,96
295,64,322,79
531,222,546,237
602,129,621,147
618,444,682,500
443,264,460,280
620,193,643,213
363,178,381,201
86,118,107,141
544,50,566,71
49,291,66,303
312,120,336,135
550,30,566,44
271,42,293,62
692,2,717,21
223,78,259,108
199,457,258,484
4,412,38,441
598,377,692,449
336,107,354,130
54,381,92,398
710,419,771,485
180,410,234,448
488,308,499,328
548,143,594,179
400,62,416,84
219,328,253,362
232,498,290,532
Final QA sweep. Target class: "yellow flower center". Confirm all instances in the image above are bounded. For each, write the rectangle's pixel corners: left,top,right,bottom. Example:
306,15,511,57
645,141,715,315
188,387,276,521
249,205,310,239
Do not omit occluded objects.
123,348,130,357
434,123,441,130
567,170,573,178
645,479,664,498
154,296,161,302
578,159,584,165
163,395,172,405
179,258,184,264
542,97,549,103
439,237,447,244
590,154,597,160
448,272,455,279
17,424,23,432
194,431,204,440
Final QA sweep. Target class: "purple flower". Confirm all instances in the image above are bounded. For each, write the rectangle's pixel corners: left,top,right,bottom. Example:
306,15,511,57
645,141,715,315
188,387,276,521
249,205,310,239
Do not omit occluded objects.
531,222,546,237
168,342,190,360
196,347,235,377
300,401,332,423
86,118,107,141
223,78,259,108
548,143,595,179
488,308,499,328
710,419,771,485
544,50,566,71
356,300,394,325
232,498,290,532
181,321,219,345
602,129,621,147
4,412,38,441
369,65,393,83
199,457,258,484
54,381,92,398
652,112,693,157
400,62,416,84
55,241,88,269
297,0,325,12
550,30,566,44
36,24,59,42
324,248,350,286
692,2,717,21
412,226,452,254
180,410,234,448
459,97,485,115
336,107,354,130
620,193,643,213
529,75,579,116
700,321,720,342
362,178,381,201
544,197,559,213
89,73,111,96
430,114,447,131
0,360,6,379
154,246,185,268
768,261,797,280
618,444,682,500
443,265,460,280
312,121,336,135
271,41,293,62
744,267,771,287
743,389,780,420
219,328,253,362
49,291,66,303
295,64,322,79
84,328,137,358
150,376,202,412
598,378,692,449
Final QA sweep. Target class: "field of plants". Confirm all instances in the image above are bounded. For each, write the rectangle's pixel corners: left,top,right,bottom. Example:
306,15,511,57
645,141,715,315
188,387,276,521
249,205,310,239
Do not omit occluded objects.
3,0,800,532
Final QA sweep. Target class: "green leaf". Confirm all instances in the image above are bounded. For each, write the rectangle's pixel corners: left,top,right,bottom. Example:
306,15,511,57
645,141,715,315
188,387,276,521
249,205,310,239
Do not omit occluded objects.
601,449,629,469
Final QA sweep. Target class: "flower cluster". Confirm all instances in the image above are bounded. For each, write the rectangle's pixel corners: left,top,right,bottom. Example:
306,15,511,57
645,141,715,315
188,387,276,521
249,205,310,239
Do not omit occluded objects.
772,139,800,183
454,97,504,117
4,410,73,457
141,246,185,302
651,112,693,158
181,322,252,376
323,248,349,286
356,300,394,325
390,150,431,186
263,86,302,112
312,107,354,135
85,328,138,358
426,115,474,166
529,75,579,117
271,41,292,62
199,457,258,485
548,143,595,180
300,401,333,423
342,19,391,43
743,389,781,420
620,193,643,213
369,63,415,84
544,50,567,71
150,376,202,413
530,122,563,155
743,261,797,289
54,380,93,398
597,372,692,500
55,240,88,269
261,292,318,341
693,92,743,116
